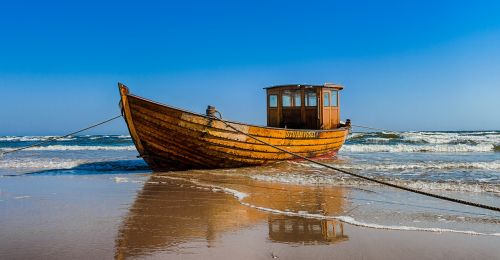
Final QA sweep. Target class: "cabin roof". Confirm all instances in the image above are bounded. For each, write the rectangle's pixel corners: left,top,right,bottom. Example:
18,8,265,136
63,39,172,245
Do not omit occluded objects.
264,83,343,90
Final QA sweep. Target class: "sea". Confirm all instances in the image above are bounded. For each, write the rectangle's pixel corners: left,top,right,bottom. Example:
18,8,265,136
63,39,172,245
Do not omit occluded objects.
0,131,499,258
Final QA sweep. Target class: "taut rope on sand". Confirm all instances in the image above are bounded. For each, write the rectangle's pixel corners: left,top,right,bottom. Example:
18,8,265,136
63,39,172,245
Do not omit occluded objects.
212,110,500,213
0,115,122,157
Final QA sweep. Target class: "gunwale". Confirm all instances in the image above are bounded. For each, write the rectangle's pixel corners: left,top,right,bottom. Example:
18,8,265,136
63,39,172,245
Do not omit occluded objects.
127,93,349,134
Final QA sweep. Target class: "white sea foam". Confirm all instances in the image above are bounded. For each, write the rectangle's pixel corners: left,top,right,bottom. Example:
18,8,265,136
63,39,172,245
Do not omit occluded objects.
114,177,130,183
348,131,500,146
243,206,498,236
155,175,499,236
400,132,500,145
249,173,500,193
13,196,31,199
402,181,500,193
0,136,76,142
113,176,145,184
0,158,86,169
1,145,136,151
0,158,148,174
337,161,500,171
341,143,495,153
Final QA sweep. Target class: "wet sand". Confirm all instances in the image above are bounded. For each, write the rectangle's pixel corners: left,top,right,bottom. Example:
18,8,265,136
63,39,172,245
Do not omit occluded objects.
0,171,499,259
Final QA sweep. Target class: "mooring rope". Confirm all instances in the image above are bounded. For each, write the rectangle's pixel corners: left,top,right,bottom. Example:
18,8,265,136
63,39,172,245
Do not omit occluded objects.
350,124,397,132
0,115,122,156
212,111,500,213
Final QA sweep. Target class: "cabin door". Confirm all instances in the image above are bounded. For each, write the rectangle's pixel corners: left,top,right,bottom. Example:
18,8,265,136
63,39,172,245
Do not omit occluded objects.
321,90,332,129
321,89,339,129
267,93,280,127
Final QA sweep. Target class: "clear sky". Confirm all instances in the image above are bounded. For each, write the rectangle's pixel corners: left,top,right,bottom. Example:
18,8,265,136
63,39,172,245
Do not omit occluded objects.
1,0,499,135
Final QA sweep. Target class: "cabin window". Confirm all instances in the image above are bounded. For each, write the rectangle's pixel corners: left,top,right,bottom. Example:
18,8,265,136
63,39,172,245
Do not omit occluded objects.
305,91,317,106
323,92,330,106
269,94,278,108
331,90,338,107
282,91,292,107
293,91,301,107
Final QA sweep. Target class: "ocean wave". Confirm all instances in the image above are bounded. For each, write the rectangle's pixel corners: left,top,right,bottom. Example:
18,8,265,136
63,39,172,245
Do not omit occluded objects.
0,158,85,169
348,131,500,146
0,145,136,151
0,159,149,175
0,136,76,142
401,180,500,194
400,132,500,145
337,161,500,171
248,173,500,193
341,143,495,153
0,135,133,142
89,135,131,140
155,175,499,236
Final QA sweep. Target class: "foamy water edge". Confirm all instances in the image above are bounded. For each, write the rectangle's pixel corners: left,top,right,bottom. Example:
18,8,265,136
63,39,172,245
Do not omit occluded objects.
156,175,500,237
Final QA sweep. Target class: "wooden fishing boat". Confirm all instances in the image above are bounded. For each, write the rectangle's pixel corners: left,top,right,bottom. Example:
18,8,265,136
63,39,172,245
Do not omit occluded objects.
118,83,350,171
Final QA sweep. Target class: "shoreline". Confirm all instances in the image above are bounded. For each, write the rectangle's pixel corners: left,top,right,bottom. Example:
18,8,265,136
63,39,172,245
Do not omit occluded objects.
0,172,499,259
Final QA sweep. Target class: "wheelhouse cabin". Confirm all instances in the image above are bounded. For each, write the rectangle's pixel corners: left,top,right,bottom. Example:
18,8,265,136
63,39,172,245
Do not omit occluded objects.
265,83,343,130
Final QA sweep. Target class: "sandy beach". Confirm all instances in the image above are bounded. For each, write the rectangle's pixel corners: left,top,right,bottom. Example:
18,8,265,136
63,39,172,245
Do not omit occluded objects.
1,168,498,260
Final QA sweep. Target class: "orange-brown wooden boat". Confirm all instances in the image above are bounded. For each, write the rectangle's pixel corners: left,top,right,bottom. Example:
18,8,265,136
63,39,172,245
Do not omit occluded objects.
118,82,350,171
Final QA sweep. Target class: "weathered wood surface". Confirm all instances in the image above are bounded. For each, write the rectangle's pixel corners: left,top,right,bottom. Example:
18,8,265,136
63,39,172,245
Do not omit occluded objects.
119,83,349,171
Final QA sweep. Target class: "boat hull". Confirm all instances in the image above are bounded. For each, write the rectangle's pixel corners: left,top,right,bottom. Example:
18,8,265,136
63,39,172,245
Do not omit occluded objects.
119,84,349,171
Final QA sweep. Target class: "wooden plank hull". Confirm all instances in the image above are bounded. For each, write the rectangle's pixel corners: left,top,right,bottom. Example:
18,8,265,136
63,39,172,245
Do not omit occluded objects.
119,84,349,171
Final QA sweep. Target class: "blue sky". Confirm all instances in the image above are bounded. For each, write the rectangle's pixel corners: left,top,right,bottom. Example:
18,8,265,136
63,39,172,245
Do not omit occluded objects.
1,0,499,135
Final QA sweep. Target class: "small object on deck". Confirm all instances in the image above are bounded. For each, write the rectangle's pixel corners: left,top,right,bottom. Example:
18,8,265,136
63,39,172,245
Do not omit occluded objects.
340,119,351,128
206,105,217,118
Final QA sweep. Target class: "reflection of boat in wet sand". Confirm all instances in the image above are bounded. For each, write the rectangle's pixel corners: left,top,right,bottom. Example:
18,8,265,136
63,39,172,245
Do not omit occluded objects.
118,83,350,171
269,216,348,244
115,174,349,259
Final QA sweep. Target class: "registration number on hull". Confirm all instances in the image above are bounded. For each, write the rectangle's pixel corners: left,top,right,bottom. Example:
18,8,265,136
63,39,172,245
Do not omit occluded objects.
285,131,318,139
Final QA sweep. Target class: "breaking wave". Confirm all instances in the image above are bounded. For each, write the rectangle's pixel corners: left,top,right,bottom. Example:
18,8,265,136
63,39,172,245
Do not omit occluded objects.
337,161,500,171
1,159,149,175
0,135,131,142
345,131,500,153
0,136,76,142
248,173,500,194
348,131,500,143
341,143,496,153
1,145,136,151
0,158,85,169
